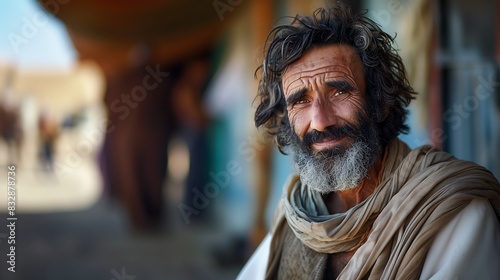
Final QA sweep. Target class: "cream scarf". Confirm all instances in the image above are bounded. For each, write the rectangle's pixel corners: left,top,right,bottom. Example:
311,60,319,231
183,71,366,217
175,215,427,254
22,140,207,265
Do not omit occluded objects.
266,139,500,279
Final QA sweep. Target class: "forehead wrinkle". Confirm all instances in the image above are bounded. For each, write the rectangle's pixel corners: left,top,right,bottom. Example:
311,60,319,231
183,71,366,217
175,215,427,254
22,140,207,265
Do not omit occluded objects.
287,62,353,73
283,65,356,95
285,65,354,81
282,44,365,96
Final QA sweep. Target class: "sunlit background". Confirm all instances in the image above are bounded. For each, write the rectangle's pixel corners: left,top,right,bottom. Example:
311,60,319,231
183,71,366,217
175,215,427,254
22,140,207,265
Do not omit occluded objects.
0,0,498,279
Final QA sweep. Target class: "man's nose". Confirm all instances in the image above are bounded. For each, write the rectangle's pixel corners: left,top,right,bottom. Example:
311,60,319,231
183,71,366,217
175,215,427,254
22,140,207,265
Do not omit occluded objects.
310,99,338,131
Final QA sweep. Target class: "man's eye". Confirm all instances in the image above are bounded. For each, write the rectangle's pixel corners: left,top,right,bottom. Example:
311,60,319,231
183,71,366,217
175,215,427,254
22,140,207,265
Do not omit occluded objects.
334,90,345,97
296,99,309,105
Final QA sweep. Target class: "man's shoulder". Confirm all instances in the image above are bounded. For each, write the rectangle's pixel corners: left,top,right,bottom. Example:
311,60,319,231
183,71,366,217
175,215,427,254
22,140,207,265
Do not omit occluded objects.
405,142,496,179
421,198,500,279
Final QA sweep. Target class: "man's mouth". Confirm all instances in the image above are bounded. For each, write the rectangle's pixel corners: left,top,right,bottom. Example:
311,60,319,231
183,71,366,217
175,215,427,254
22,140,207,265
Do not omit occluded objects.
310,136,347,151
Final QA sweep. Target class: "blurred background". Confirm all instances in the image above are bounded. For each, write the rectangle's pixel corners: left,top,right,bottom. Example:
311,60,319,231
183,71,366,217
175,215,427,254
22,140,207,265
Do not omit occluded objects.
0,0,498,279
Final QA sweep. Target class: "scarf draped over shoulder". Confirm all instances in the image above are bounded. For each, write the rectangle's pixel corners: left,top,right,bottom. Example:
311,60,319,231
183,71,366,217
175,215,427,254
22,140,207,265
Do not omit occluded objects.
266,139,500,279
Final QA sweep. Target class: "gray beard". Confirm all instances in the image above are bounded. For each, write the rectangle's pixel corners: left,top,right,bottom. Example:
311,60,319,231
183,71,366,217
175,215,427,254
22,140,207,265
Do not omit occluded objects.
291,140,376,193
282,112,381,194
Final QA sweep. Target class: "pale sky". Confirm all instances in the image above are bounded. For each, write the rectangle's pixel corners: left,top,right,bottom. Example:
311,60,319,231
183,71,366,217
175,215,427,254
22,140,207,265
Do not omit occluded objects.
0,0,76,70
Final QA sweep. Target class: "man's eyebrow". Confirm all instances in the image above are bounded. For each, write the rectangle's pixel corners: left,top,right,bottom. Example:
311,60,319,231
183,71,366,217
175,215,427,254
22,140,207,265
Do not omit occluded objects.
286,88,307,106
285,81,355,106
325,80,355,91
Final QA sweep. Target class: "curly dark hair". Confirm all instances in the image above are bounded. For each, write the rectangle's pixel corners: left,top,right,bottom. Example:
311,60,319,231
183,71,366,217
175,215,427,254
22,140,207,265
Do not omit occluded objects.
254,2,416,151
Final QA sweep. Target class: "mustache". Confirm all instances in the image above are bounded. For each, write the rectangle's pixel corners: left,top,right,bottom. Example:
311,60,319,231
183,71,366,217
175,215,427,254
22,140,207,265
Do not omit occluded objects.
302,124,359,148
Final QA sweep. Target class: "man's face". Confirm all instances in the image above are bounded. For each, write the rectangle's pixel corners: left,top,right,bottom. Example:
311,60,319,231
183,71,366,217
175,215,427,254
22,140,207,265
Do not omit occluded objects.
281,44,380,193
283,44,367,152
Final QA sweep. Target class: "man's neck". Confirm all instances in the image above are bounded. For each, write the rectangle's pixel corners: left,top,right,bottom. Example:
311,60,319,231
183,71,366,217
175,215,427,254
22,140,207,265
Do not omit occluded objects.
323,151,386,214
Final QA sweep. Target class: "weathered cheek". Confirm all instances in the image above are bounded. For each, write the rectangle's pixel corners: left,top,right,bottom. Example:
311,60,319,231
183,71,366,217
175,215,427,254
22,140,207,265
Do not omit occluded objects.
288,110,299,126
350,97,367,117
336,96,366,119
288,110,307,137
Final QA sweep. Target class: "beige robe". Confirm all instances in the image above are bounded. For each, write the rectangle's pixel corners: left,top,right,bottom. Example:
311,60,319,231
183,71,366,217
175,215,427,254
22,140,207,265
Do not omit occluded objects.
238,139,500,279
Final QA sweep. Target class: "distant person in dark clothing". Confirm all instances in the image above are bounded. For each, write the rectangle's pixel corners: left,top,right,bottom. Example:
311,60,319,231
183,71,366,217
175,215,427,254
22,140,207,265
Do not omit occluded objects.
99,50,213,231
0,103,23,164
100,62,178,230
38,112,59,171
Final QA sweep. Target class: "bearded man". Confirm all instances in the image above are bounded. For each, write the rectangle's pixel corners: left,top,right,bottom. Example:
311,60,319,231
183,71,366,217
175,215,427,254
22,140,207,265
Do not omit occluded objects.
237,3,500,280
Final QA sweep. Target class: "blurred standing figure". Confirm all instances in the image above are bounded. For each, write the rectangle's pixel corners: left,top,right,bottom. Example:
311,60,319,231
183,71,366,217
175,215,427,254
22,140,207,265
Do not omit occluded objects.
0,69,23,164
99,44,214,231
38,112,59,171
171,54,213,224
0,103,23,164
100,59,178,231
